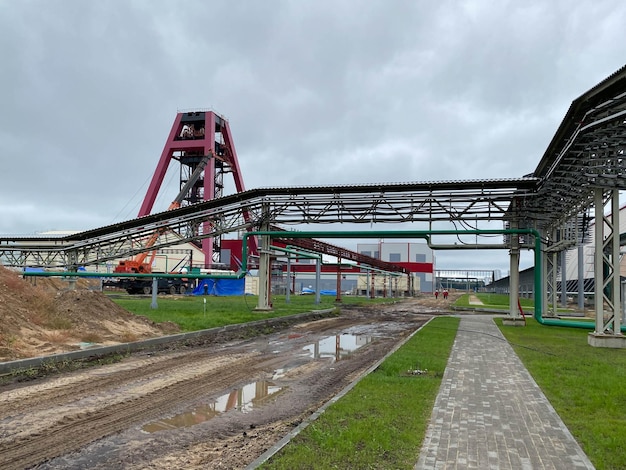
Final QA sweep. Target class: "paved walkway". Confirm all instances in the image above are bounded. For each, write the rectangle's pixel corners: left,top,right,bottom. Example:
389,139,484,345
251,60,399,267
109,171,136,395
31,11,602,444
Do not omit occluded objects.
467,295,484,306
415,315,595,470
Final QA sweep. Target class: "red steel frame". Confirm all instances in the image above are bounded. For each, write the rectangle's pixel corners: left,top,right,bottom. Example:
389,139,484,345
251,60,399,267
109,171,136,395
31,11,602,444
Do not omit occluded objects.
138,110,255,268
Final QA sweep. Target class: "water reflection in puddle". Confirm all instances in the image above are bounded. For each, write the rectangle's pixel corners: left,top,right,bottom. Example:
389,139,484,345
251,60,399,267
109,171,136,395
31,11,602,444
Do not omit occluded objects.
143,334,371,433
142,380,284,433
302,334,372,361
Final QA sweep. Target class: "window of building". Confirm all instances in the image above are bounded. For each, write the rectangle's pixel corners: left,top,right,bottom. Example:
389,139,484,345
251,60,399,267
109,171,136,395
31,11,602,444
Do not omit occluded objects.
389,253,401,262
415,254,426,262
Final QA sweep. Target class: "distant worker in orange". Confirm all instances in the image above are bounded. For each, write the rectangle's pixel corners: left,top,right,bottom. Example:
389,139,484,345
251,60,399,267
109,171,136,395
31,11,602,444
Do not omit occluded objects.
434,289,439,299
443,288,449,300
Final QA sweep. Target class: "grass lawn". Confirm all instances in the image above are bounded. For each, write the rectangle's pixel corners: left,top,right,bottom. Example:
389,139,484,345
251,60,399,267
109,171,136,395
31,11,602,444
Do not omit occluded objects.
260,316,460,469
111,294,398,332
496,317,626,470
454,292,535,309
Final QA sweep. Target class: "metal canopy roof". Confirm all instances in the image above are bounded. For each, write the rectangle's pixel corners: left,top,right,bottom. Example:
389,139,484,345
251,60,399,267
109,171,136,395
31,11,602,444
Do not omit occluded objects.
517,65,626,230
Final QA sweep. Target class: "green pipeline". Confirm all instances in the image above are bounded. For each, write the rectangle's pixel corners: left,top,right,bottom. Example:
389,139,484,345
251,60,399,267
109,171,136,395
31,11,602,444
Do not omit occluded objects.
243,229,621,331
23,228,621,331
22,270,245,280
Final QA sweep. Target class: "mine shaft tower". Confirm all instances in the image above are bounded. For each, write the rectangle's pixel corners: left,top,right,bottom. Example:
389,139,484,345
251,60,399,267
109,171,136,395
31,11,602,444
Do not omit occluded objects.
138,110,248,267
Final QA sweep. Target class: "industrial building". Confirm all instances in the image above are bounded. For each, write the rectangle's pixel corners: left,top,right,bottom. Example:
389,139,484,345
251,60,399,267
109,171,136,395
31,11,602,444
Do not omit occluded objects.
357,242,434,293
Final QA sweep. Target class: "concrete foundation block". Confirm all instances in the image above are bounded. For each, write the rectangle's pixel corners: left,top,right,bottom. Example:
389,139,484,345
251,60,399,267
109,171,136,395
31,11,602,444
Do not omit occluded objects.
502,316,526,327
588,332,626,349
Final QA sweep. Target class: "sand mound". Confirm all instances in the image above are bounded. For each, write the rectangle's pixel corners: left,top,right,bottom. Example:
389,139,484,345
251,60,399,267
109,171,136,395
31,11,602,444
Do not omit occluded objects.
0,265,179,362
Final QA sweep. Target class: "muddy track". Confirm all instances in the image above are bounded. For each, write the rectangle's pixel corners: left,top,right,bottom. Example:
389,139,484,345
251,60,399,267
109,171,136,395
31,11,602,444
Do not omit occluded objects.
0,354,267,469
0,314,357,418
0,303,435,469
0,350,231,418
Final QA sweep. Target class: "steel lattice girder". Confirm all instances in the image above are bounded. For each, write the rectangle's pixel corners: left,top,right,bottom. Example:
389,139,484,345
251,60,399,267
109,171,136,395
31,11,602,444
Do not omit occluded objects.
524,69,626,232
0,179,536,268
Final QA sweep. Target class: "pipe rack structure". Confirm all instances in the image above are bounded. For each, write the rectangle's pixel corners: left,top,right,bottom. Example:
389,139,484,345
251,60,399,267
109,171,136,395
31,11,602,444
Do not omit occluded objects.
4,64,626,347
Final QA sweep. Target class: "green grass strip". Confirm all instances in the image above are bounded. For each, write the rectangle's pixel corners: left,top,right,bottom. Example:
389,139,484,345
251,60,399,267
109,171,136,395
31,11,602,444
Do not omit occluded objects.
496,317,626,470
112,295,397,332
453,293,535,309
261,316,459,470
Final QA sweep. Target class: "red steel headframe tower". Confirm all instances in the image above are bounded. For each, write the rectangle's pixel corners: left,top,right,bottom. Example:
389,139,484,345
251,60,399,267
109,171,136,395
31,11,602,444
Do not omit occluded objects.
138,110,249,268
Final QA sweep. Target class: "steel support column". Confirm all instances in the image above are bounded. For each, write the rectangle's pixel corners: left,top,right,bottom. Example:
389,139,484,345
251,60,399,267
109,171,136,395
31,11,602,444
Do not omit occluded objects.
546,244,558,317
255,212,272,311
589,189,625,347
578,243,585,311
286,256,291,304
315,258,321,305
335,257,342,303
541,231,549,320
560,250,568,308
508,221,520,319
612,193,622,335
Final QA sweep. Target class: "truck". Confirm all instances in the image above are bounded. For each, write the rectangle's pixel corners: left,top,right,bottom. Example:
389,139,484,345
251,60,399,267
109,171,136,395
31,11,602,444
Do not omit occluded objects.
103,275,192,295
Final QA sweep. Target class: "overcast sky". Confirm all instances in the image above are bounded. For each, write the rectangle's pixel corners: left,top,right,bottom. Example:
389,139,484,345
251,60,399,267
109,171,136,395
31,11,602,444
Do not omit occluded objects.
1,0,625,273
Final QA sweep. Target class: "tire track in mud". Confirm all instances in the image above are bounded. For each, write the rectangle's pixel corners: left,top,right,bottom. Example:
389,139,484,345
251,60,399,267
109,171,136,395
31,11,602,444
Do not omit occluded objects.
1,313,356,417
0,348,239,419
0,354,266,470
130,332,417,470
0,352,259,445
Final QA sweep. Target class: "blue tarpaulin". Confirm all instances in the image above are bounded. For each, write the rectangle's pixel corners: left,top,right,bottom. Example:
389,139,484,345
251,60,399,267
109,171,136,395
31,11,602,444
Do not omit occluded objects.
192,278,245,296
300,288,337,296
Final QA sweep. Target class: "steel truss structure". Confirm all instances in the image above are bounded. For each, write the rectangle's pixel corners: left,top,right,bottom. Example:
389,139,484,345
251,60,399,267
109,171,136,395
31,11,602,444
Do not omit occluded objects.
0,178,537,268
138,110,252,266
1,65,626,343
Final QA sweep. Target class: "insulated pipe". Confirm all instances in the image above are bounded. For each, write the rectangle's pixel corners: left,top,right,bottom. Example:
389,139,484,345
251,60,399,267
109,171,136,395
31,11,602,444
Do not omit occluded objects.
242,229,625,331
271,245,321,300
22,271,246,280
425,244,510,250
28,228,624,331
267,245,321,261
283,244,404,299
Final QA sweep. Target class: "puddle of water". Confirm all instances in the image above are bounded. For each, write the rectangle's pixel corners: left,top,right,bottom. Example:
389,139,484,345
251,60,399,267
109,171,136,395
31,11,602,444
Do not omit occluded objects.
143,333,372,433
271,357,314,379
142,380,284,433
302,333,372,361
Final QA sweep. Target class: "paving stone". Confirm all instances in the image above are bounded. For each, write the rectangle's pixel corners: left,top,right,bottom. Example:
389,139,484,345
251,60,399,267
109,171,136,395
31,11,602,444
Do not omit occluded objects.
415,315,595,469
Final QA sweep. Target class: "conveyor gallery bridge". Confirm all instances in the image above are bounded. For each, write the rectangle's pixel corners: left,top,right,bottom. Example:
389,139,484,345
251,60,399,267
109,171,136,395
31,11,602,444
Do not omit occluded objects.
2,65,626,346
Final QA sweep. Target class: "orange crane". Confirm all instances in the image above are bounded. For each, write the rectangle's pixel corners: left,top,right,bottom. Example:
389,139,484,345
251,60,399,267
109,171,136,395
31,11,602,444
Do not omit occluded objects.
114,152,213,274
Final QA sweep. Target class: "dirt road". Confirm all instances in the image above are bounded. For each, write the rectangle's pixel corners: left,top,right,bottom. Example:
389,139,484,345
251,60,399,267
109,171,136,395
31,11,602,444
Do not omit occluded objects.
0,300,445,469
